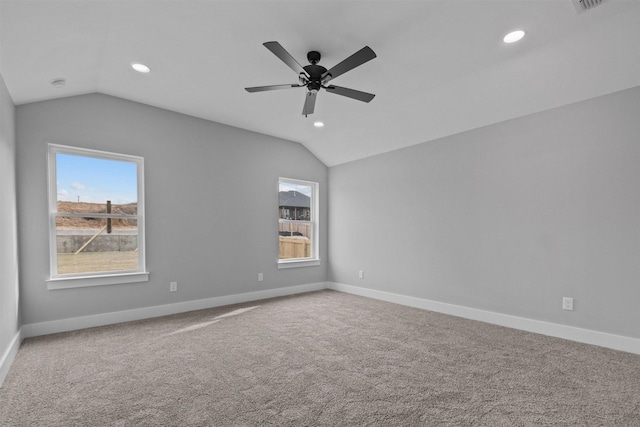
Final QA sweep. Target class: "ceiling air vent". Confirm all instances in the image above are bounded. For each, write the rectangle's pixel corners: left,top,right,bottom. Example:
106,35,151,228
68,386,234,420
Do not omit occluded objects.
571,0,609,13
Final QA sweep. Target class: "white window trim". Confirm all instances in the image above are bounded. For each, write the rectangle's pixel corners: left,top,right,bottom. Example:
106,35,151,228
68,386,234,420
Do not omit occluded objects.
277,177,320,268
47,144,148,289
46,272,149,290
277,258,321,269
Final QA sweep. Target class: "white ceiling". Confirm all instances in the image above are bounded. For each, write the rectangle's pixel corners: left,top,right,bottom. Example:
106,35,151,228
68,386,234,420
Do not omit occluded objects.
1,0,639,166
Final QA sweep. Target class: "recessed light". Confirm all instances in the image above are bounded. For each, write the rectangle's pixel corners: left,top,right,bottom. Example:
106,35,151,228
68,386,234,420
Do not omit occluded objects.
131,62,151,73
503,30,525,44
313,121,324,128
50,78,66,88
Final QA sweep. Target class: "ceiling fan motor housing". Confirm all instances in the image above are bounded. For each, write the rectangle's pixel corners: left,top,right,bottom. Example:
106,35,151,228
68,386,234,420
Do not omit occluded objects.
303,52,328,92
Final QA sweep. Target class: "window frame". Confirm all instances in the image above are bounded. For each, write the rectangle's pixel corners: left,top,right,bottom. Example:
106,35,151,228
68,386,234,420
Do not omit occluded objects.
46,144,148,290
277,177,320,269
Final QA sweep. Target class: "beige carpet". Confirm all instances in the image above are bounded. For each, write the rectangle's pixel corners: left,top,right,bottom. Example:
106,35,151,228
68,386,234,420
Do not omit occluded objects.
1,290,639,426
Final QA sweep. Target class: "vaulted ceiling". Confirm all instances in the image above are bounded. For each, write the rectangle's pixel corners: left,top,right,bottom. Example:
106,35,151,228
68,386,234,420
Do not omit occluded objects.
1,0,638,166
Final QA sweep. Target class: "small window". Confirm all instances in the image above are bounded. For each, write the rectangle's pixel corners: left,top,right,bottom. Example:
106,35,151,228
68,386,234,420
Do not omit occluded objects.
278,178,320,268
47,144,148,289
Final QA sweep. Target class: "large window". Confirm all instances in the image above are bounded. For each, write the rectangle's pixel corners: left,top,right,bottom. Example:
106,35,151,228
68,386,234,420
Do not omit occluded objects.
47,144,148,289
278,178,319,268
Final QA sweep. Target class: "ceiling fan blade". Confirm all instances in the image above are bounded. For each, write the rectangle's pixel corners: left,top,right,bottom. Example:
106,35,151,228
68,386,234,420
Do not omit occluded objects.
245,84,302,93
263,41,307,76
325,85,375,103
322,46,376,81
302,91,317,116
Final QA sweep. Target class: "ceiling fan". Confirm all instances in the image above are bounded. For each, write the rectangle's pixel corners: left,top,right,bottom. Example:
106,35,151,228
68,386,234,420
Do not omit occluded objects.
245,41,377,117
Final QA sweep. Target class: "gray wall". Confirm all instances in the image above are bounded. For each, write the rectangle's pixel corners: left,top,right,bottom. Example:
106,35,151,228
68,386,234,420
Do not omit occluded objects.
329,87,640,339
17,93,328,325
0,73,20,373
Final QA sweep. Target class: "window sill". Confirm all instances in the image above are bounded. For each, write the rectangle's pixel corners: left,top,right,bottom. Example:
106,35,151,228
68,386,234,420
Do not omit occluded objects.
47,272,150,290
277,259,321,269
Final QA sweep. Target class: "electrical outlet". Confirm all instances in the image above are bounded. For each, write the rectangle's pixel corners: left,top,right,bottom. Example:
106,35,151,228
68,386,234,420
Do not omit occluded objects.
258,273,264,282
170,281,178,292
562,297,574,311
358,270,364,279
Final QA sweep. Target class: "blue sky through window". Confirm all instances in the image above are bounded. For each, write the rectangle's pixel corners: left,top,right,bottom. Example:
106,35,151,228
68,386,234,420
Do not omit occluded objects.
56,153,137,204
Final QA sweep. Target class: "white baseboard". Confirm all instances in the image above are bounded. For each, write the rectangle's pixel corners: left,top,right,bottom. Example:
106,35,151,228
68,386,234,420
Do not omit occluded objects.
18,281,640,357
0,329,22,388
327,282,640,355
22,282,326,339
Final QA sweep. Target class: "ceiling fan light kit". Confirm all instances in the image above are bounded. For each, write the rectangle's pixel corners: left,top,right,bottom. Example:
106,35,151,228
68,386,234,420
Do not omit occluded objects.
245,41,377,117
